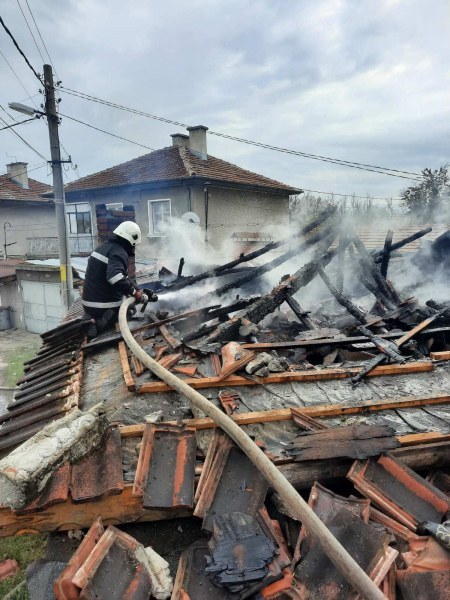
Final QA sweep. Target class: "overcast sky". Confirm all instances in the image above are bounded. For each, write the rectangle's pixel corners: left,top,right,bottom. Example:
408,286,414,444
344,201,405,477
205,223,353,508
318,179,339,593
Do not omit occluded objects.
1,0,449,201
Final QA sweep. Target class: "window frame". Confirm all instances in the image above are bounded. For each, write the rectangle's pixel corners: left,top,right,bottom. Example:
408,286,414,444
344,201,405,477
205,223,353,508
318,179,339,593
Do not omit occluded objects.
66,203,92,235
147,198,172,237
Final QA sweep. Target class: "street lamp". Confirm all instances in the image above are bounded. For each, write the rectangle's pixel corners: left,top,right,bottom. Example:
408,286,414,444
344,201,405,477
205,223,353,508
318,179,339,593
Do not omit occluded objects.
9,64,74,309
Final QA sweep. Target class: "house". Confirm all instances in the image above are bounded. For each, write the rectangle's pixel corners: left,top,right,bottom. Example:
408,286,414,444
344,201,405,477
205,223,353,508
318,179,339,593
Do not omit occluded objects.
64,126,301,264
0,162,54,258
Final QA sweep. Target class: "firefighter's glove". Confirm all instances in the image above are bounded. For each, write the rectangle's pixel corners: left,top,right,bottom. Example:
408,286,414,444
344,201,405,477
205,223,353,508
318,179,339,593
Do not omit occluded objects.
133,289,148,304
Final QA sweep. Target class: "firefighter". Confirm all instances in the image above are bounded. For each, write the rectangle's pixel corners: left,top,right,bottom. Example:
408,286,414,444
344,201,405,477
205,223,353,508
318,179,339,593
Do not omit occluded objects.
82,221,153,336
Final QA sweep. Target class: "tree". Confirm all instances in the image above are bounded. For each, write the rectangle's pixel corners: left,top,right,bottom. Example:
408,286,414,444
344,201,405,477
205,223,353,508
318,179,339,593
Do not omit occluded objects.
401,166,450,221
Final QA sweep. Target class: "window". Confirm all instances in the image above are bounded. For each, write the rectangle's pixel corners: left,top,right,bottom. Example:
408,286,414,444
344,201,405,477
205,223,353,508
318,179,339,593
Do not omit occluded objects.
67,203,92,234
105,203,123,211
148,199,171,236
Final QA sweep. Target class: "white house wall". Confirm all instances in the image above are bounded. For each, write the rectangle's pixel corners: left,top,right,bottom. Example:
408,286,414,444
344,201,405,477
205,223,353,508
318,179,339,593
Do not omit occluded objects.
0,205,57,258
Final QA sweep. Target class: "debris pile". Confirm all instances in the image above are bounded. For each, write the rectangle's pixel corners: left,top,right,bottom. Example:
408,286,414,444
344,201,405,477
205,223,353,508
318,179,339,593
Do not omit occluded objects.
0,209,449,598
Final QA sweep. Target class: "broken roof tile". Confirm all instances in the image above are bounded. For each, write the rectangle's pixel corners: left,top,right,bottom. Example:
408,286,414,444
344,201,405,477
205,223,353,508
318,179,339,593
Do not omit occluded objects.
348,454,449,531
54,516,105,600
133,424,196,509
171,540,230,600
293,482,371,564
402,536,450,572
194,433,268,532
17,463,70,514
70,427,124,503
396,569,450,600
294,509,392,600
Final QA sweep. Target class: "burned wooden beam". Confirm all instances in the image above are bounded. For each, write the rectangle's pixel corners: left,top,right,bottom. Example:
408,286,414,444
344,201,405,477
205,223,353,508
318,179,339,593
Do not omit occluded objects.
198,214,338,305
352,233,399,307
285,294,316,329
380,229,393,279
352,310,446,385
181,297,259,341
195,234,337,345
160,206,337,294
347,246,397,311
372,227,433,261
318,265,366,323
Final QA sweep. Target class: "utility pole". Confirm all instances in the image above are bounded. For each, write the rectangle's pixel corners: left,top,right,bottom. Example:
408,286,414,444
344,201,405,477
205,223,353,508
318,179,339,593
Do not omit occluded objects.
43,64,74,309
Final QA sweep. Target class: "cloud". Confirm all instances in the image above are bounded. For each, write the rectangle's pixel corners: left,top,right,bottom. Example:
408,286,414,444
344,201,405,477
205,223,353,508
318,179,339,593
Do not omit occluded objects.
0,0,448,201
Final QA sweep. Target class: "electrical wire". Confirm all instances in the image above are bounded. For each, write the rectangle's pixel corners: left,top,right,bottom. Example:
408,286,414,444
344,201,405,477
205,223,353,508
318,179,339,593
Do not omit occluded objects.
0,15,42,82
299,188,402,201
0,48,39,109
0,108,47,160
0,116,36,131
15,0,45,64
24,0,59,80
59,112,155,151
58,86,421,181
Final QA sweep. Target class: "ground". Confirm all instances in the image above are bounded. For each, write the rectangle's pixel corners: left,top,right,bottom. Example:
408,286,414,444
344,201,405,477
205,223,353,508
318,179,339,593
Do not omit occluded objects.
0,329,46,598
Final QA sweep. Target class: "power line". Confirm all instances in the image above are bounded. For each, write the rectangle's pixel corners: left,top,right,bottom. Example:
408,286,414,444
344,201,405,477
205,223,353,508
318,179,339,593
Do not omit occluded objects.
58,86,421,181
0,116,36,131
15,0,45,64
59,112,155,151
299,188,402,201
24,0,59,80
0,48,39,109
0,108,47,160
0,15,42,82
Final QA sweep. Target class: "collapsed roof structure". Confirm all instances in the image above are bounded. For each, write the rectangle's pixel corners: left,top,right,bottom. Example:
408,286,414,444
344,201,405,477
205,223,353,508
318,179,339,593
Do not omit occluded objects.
0,207,449,599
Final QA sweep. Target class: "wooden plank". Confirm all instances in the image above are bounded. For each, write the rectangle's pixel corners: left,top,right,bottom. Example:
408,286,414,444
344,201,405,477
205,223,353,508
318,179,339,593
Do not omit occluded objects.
240,327,450,350
159,324,182,350
118,341,135,391
430,351,450,361
397,432,450,446
0,485,191,538
277,441,450,491
119,392,450,437
136,360,433,394
157,353,182,370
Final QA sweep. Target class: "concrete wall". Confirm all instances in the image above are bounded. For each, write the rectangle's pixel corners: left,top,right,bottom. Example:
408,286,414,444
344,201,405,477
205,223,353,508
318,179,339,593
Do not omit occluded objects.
0,279,24,329
68,185,290,267
0,205,57,258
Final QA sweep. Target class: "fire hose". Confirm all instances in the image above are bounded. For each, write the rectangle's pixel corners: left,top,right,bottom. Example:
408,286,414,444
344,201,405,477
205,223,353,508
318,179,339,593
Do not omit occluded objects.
119,297,386,600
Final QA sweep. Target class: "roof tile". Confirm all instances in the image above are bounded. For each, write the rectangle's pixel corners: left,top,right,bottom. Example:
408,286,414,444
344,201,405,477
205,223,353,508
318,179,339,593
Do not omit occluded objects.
65,146,299,193
0,175,52,202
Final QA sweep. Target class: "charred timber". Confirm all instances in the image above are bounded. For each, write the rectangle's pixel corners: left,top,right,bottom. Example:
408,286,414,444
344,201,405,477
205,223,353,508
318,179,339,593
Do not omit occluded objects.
197,234,337,345
318,265,366,323
204,216,338,302
380,229,393,279
372,227,433,261
352,234,399,306
285,294,316,329
159,206,337,294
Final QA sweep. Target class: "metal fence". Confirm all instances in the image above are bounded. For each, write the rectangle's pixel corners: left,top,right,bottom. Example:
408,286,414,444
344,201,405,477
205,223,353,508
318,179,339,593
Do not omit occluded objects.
26,236,94,257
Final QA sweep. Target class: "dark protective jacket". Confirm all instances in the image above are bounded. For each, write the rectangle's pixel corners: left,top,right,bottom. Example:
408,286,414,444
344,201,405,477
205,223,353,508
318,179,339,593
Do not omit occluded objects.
82,238,136,310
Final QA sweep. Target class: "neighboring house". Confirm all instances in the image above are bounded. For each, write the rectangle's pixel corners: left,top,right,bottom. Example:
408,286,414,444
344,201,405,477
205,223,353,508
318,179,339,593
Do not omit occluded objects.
64,126,301,263
0,162,55,258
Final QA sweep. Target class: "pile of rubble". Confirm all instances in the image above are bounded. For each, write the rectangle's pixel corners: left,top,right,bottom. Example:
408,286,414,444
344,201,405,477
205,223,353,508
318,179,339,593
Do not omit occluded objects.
0,208,449,598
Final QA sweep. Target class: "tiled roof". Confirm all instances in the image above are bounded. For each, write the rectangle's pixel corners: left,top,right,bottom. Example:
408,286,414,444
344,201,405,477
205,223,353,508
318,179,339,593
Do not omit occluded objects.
65,146,300,194
355,222,449,252
0,175,52,202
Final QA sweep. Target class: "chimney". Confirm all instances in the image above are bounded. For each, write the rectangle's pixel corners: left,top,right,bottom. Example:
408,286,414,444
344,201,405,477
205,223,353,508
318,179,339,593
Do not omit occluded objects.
187,125,208,160
170,133,190,148
7,162,29,189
